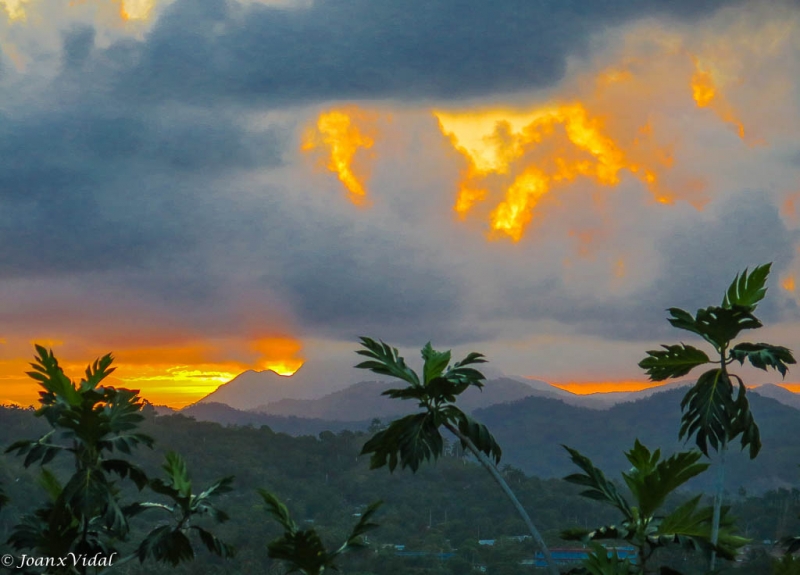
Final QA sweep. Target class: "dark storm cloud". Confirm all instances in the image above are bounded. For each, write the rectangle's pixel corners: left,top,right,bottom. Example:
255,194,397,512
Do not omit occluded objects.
655,192,799,323
61,26,95,70
496,192,799,342
261,220,464,343
115,0,740,105
0,92,285,280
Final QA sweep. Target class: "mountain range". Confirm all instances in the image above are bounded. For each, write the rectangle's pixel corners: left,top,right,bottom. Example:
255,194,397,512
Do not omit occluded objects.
184,368,800,423
191,368,705,417
155,370,800,493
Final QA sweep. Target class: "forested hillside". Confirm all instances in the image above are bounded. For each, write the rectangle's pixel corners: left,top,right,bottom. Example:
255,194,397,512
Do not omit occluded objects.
169,388,800,496
477,389,800,494
1,405,798,574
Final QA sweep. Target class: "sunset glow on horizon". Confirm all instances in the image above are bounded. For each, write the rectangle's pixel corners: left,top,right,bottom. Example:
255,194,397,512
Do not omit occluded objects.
0,336,305,409
550,380,662,395
550,380,800,396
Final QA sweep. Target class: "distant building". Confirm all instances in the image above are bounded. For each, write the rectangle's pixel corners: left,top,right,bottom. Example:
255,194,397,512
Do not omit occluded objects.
509,535,532,542
529,546,637,567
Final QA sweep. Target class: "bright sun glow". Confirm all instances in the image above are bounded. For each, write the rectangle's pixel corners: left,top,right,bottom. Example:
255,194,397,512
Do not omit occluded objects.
0,336,305,409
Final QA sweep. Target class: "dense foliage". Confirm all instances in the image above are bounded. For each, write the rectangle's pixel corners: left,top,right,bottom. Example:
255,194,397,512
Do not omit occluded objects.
639,263,796,570
2,403,800,573
356,337,557,573
3,347,232,574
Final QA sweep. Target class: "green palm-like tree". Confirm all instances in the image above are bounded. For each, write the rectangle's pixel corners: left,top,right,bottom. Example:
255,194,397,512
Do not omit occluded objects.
638,263,795,570
354,337,558,575
260,489,381,574
131,452,235,567
562,440,747,574
5,345,233,573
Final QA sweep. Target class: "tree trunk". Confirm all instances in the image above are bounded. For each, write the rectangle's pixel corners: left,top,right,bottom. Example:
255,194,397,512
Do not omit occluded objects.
710,438,727,571
444,422,558,575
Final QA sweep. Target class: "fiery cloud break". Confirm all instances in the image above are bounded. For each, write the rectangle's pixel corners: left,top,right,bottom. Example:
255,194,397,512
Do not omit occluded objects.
302,107,378,205
690,56,745,139
118,0,156,21
1,0,155,23
436,102,672,242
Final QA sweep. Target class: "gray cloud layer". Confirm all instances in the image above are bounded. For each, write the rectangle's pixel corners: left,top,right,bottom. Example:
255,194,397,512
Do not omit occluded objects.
97,0,742,104
1,0,797,360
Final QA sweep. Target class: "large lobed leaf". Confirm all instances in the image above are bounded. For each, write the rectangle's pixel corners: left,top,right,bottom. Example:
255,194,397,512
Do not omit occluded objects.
562,446,632,517
335,500,383,555
79,352,116,392
260,490,297,535
421,342,451,385
355,337,420,387
667,306,762,352
27,344,81,411
679,368,736,457
728,375,761,459
5,430,62,468
622,442,708,518
262,490,380,574
193,525,235,559
268,528,329,574
150,452,193,502
655,498,748,560
680,369,761,459
442,351,487,389
101,459,149,491
639,344,710,381
448,408,502,464
722,263,771,311
575,542,637,575
137,525,196,566
730,342,796,377
360,413,443,472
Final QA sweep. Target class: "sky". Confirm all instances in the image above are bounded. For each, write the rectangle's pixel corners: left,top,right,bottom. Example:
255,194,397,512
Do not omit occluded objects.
1,0,800,407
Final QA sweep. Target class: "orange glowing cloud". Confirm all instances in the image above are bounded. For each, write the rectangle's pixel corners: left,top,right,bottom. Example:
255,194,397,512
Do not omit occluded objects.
118,0,156,21
0,0,29,21
430,33,770,242
61,0,159,24
435,99,674,242
0,335,305,409
781,192,800,225
302,107,379,205
690,56,745,139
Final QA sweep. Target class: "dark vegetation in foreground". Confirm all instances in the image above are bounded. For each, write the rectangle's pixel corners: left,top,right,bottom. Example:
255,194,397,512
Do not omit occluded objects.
0,404,799,574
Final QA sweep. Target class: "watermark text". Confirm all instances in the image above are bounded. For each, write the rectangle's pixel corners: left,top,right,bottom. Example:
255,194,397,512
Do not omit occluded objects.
1,552,117,569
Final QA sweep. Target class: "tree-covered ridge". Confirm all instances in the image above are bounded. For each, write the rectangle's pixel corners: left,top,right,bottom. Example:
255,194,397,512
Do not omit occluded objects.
473,388,800,494
2,404,800,574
